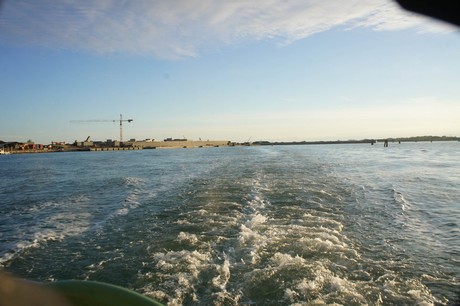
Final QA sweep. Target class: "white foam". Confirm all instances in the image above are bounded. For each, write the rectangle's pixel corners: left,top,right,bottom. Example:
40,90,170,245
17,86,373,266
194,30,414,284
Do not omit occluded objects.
177,232,198,245
125,193,140,207
123,176,145,187
211,258,231,290
245,214,267,227
394,190,411,211
296,277,320,292
0,194,95,265
238,223,267,265
196,209,209,215
270,252,306,267
146,250,226,305
115,208,129,216
329,276,352,293
176,219,192,225
283,288,299,302
238,224,267,255
106,180,149,221
153,250,211,275
320,189,334,197
290,264,366,304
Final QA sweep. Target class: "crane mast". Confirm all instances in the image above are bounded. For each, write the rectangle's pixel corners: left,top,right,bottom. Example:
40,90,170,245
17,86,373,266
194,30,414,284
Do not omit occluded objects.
116,114,133,143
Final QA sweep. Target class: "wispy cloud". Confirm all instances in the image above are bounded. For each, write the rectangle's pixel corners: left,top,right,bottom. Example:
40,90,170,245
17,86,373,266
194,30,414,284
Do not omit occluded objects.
0,0,456,59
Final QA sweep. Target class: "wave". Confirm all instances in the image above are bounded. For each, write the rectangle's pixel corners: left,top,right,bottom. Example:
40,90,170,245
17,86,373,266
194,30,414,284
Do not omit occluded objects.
0,195,92,265
393,188,412,211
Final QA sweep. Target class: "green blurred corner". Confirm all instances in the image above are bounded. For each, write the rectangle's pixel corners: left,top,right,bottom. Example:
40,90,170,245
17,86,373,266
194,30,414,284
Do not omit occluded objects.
46,280,164,306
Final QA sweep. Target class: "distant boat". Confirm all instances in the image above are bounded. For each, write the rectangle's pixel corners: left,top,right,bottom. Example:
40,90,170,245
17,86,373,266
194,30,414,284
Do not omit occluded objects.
0,148,11,155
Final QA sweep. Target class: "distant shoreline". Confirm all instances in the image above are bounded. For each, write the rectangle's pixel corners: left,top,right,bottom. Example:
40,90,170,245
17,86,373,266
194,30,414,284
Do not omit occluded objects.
253,136,459,146
1,136,458,155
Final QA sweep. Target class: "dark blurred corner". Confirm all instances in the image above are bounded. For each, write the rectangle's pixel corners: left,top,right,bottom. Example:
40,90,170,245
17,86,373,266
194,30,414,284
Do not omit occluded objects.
395,0,460,27
0,0,458,27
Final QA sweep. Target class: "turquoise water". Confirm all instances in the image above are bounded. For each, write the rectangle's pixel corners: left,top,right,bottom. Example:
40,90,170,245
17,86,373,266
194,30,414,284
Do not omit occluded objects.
1,142,459,305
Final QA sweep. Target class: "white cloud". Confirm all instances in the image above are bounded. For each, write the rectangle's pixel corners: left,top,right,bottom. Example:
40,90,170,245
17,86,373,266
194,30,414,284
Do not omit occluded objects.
0,0,457,59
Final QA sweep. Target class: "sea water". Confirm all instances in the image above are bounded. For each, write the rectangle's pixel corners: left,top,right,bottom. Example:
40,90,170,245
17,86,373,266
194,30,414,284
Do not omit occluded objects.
0,142,459,305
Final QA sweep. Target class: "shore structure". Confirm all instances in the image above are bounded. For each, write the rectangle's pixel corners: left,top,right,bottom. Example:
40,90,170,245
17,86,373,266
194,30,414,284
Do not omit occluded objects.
0,148,11,155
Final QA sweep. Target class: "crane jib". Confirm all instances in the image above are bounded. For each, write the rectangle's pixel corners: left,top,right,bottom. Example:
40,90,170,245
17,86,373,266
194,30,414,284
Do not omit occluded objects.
70,114,133,143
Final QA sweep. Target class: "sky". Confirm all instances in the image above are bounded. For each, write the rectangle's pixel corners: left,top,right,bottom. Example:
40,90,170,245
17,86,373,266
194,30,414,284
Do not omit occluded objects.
1,0,459,144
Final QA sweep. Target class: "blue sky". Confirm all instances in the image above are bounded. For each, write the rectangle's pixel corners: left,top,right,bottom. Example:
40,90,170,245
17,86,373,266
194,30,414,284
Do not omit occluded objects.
1,0,459,144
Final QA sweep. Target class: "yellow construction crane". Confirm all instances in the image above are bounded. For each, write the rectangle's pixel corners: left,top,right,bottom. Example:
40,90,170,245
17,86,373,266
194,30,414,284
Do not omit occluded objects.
70,114,133,143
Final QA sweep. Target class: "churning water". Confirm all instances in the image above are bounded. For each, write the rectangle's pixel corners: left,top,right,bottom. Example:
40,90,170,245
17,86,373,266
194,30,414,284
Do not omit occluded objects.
1,142,459,305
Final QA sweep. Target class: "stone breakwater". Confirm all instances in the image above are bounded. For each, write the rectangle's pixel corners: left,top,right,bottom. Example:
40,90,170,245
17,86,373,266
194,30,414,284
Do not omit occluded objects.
126,140,232,149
